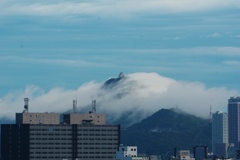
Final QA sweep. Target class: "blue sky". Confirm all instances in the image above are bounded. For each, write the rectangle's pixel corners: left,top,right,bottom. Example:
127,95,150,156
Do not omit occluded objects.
0,0,240,118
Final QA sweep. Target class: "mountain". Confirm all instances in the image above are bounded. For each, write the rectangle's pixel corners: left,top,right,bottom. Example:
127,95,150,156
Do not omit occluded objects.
63,72,148,127
0,73,212,156
0,118,14,125
121,108,212,155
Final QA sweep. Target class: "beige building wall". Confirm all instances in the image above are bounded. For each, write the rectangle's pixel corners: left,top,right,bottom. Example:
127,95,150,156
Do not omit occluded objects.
65,113,106,125
16,112,60,124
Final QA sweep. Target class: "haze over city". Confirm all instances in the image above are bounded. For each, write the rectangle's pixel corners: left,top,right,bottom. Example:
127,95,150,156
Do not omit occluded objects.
0,0,240,120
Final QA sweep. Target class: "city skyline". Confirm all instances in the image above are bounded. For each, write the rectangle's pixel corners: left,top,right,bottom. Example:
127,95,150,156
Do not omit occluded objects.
0,0,240,120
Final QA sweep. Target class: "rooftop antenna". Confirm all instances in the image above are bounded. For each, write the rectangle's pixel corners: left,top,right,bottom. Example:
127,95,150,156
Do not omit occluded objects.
92,99,96,113
23,98,29,113
209,105,212,123
73,99,77,113
119,72,125,78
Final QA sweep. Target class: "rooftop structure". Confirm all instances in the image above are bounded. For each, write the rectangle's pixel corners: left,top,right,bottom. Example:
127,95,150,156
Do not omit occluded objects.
116,145,149,160
177,150,194,160
73,99,77,113
23,98,29,112
63,113,106,125
228,97,240,103
16,112,60,124
170,149,195,160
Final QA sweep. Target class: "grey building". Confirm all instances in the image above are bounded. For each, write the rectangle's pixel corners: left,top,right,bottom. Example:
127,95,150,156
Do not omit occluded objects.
212,111,228,157
1,112,120,160
228,97,240,149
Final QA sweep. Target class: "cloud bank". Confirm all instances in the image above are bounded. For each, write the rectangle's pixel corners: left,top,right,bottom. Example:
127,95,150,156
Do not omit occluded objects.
1,0,240,17
0,72,238,122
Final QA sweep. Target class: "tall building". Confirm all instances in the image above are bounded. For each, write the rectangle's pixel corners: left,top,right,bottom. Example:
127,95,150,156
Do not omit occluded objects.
212,111,228,157
1,100,120,160
228,97,240,149
1,123,120,160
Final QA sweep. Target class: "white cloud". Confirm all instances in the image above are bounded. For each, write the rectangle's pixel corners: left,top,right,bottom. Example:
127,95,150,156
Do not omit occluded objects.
207,32,221,38
1,0,240,17
0,72,238,123
233,35,240,38
0,56,99,67
224,60,240,66
120,47,240,57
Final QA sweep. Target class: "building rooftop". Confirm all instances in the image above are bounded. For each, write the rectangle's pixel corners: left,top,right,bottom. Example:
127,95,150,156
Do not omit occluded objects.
229,97,240,103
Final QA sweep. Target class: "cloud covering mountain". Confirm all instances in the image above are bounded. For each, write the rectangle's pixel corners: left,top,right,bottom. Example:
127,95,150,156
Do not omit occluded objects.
0,72,238,123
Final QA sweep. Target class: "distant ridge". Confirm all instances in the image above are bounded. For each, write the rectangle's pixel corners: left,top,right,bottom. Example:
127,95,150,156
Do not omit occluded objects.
128,108,208,132
0,118,14,124
121,108,211,155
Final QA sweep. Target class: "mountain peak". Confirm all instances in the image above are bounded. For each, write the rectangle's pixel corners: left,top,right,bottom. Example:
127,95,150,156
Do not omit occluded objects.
102,72,126,89
128,108,209,132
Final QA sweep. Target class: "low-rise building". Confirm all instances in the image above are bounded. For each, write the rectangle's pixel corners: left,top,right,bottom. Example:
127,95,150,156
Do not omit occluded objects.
116,145,149,160
170,150,195,160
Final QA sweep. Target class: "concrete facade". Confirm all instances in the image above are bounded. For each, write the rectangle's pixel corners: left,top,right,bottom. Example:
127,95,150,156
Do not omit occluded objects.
116,145,149,160
1,111,119,160
1,124,120,160
16,112,60,124
63,113,106,125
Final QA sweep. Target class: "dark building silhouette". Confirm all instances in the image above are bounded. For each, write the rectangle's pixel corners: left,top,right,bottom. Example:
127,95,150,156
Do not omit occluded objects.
228,97,240,149
193,145,208,160
1,111,120,160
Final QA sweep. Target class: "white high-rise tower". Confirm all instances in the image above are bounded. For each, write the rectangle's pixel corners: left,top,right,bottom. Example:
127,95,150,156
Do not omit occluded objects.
212,111,228,157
